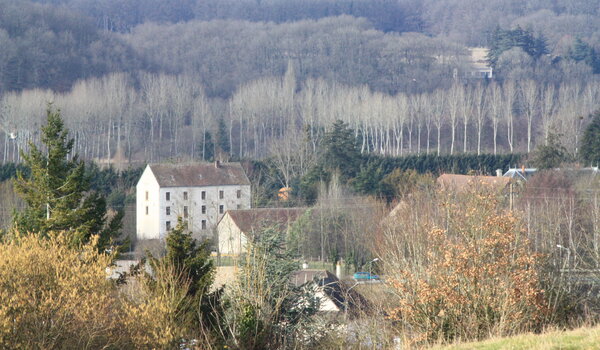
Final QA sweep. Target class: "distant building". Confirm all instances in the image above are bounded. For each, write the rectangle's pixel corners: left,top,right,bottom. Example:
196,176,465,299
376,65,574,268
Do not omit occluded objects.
468,47,493,79
503,168,538,181
217,207,306,255
291,269,371,318
136,162,251,241
504,166,600,183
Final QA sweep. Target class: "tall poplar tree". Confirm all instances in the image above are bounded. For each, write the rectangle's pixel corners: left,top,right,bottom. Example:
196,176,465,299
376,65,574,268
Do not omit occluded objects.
12,107,122,248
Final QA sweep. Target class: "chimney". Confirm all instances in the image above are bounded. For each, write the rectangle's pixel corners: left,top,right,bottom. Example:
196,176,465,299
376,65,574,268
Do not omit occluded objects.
496,169,503,177
214,160,220,168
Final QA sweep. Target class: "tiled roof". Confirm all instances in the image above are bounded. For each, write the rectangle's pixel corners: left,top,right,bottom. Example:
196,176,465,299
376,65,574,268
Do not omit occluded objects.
149,162,250,187
225,207,307,234
437,173,511,192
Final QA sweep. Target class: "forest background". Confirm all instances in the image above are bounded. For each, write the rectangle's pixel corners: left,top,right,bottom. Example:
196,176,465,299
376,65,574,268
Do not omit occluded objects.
1,0,600,242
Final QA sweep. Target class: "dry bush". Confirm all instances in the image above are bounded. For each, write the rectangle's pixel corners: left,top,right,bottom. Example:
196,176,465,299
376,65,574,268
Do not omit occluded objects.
0,232,206,349
121,260,194,349
0,233,126,349
381,189,547,345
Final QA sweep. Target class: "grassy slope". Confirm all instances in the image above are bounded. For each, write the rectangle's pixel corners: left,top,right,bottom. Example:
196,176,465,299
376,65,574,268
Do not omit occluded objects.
431,326,600,350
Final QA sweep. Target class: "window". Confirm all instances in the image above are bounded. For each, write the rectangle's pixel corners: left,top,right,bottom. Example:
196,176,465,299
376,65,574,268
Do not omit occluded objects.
183,191,188,200
145,191,149,200
166,206,170,215
166,192,170,201
219,190,224,199
183,206,188,218
201,220,206,230
219,205,224,214
236,189,241,199
166,221,171,231
201,205,206,214
237,204,241,209
145,206,149,215
201,191,206,200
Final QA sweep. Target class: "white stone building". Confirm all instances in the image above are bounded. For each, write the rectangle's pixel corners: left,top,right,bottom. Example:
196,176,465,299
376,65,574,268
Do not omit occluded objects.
136,162,251,240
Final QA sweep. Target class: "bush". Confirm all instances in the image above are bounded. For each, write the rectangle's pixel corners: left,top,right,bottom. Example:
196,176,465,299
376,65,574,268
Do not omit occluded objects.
383,190,547,344
0,232,211,349
0,233,124,349
122,260,193,349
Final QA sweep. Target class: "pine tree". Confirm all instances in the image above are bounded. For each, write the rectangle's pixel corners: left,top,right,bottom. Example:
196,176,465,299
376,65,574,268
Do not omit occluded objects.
580,110,600,165
570,38,600,74
487,26,548,67
201,130,215,161
146,217,216,334
320,120,361,179
160,217,214,297
216,118,230,157
531,131,569,169
12,106,122,248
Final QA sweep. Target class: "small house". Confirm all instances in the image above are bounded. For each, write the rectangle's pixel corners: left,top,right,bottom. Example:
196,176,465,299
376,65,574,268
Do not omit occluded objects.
217,207,306,255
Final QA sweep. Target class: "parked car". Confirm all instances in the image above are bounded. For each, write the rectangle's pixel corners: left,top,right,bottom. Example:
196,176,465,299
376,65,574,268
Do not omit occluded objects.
353,271,379,281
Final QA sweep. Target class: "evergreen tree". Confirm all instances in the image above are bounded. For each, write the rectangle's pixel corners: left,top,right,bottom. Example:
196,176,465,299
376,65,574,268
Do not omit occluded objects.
531,131,570,169
158,217,214,298
320,120,361,179
216,118,230,157
201,130,215,161
569,38,600,74
487,26,548,67
143,217,217,341
351,161,391,198
580,110,600,165
12,107,122,248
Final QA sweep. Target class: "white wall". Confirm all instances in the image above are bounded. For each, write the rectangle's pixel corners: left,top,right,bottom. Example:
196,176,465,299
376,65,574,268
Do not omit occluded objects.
156,184,251,240
217,213,248,255
136,166,161,239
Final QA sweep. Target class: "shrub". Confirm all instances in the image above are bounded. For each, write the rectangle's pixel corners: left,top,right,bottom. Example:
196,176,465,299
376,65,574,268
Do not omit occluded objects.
384,190,547,344
121,260,193,349
0,233,125,349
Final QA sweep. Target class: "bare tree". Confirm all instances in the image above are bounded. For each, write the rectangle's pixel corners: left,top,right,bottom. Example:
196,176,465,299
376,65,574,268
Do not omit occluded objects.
503,81,517,153
488,82,502,155
520,79,539,153
459,84,474,153
472,82,487,155
432,89,446,156
447,83,460,155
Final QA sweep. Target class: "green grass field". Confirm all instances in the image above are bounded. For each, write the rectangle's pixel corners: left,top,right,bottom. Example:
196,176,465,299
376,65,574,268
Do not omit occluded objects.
431,326,600,350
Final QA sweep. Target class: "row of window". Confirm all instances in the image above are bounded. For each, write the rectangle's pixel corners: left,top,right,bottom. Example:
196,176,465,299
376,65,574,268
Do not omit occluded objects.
166,220,207,231
149,204,241,217
164,204,229,216
146,190,242,201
